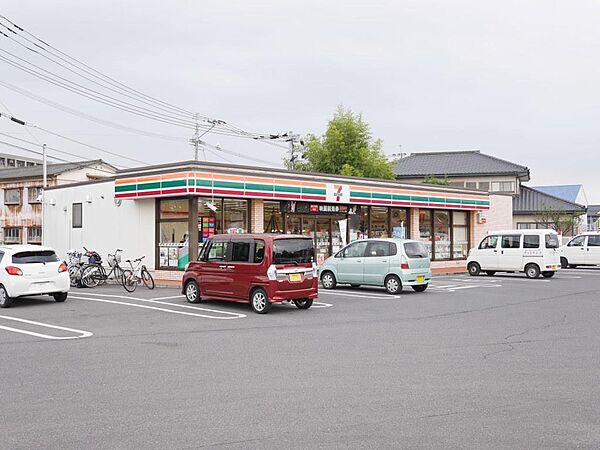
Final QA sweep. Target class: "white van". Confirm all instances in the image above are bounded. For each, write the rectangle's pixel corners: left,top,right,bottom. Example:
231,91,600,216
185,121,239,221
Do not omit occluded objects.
467,229,561,278
560,232,600,268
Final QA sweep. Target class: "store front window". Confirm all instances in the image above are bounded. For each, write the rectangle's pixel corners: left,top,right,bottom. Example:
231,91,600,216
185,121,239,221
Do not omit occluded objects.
223,199,248,234
419,209,470,260
158,199,189,269
370,207,389,238
452,211,469,259
390,208,408,239
434,210,450,259
419,210,433,257
198,198,221,242
263,201,283,233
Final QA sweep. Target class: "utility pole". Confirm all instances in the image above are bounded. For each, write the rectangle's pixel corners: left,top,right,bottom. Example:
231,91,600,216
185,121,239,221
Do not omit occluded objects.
41,143,47,244
190,113,205,161
287,132,304,171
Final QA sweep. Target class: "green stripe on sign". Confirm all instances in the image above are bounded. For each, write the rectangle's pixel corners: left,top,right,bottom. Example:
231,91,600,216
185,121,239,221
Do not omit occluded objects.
372,192,392,200
138,181,161,191
427,197,446,204
301,187,326,195
214,181,245,190
411,196,429,202
115,184,137,193
274,185,301,194
161,179,187,188
349,191,371,198
391,194,411,201
246,183,274,192
195,179,212,187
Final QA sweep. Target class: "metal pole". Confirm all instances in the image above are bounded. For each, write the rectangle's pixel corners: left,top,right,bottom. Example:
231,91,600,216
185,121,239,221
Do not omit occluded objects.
42,143,47,244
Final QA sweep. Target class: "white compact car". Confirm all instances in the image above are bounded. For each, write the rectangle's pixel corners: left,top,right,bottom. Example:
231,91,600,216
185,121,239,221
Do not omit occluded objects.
0,245,70,308
560,232,600,268
467,229,561,279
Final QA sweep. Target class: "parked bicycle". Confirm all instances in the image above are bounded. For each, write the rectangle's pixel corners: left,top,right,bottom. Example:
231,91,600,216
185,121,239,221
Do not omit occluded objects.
80,249,126,288
66,249,84,287
122,256,155,292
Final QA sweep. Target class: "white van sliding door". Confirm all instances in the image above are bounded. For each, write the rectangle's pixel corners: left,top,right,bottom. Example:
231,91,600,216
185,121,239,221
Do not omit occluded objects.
586,235,600,265
499,234,523,270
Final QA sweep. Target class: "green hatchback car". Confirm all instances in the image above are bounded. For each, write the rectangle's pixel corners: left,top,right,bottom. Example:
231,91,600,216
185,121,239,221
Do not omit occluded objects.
319,238,432,294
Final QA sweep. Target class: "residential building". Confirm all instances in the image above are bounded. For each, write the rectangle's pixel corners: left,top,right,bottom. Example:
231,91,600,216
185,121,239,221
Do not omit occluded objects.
393,150,530,195
43,159,505,279
587,204,600,231
0,152,41,168
0,160,117,244
530,184,589,234
512,186,587,237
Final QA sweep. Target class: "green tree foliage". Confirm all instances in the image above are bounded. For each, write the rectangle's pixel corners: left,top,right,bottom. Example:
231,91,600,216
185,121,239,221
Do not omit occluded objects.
534,207,583,235
423,175,450,186
289,106,395,180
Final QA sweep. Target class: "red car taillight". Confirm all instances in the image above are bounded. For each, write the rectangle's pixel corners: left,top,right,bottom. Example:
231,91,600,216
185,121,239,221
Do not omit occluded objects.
400,256,410,270
5,266,23,276
58,262,68,273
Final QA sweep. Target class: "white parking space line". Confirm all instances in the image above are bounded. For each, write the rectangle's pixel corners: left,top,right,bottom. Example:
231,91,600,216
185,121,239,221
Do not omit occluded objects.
319,291,401,299
150,295,185,301
70,294,246,319
0,315,93,340
312,301,333,308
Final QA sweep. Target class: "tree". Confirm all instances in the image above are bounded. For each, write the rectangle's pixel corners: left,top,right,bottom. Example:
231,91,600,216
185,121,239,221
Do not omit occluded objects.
289,106,395,180
534,207,583,235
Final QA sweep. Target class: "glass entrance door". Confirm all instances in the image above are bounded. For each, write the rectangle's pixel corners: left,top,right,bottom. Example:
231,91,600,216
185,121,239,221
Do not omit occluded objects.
315,218,331,265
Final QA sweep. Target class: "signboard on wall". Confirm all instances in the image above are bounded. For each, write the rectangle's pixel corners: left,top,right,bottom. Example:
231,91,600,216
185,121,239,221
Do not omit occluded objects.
325,183,351,203
280,201,361,215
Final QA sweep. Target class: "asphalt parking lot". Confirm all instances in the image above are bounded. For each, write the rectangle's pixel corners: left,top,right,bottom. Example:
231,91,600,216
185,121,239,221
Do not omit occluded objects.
2,268,600,449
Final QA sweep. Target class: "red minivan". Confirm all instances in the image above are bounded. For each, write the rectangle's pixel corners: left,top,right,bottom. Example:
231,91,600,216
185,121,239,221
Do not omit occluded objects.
182,234,318,314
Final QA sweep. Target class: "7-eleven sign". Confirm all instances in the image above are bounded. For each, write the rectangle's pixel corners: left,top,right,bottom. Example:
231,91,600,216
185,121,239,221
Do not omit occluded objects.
326,183,350,203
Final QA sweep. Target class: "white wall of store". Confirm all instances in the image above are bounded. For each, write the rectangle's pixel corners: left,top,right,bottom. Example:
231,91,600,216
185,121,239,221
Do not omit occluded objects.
43,180,156,268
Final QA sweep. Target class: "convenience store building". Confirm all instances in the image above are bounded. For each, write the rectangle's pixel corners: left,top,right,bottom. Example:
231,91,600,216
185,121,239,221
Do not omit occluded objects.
44,160,505,278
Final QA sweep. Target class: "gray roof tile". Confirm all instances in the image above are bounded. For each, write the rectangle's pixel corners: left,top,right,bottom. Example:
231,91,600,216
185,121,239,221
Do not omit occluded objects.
0,160,109,181
394,150,530,179
513,186,586,214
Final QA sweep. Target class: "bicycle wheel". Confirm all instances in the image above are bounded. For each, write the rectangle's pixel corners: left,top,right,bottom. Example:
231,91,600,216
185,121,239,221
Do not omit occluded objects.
141,267,155,290
122,270,137,292
81,265,102,288
96,265,108,286
68,265,81,287
112,266,125,285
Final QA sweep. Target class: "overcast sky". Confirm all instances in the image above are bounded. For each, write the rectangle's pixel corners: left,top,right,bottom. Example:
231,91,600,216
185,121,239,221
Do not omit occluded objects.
0,1,598,200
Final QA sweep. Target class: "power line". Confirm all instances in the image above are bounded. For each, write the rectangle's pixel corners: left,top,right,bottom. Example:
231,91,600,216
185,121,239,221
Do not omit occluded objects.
0,131,129,172
0,23,200,123
0,79,188,143
0,13,198,118
0,14,290,142
0,111,145,165
0,138,70,163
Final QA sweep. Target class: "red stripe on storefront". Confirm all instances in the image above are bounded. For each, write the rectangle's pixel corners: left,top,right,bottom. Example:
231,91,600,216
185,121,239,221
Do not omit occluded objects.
244,191,275,198
301,195,327,201
273,193,303,200
212,189,245,196
161,188,188,195
135,190,162,197
194,187,213,194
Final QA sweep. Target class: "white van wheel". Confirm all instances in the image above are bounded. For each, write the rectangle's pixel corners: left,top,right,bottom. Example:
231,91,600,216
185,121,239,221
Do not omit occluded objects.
560,257,569,269
468,263,481,276
525,264,541,279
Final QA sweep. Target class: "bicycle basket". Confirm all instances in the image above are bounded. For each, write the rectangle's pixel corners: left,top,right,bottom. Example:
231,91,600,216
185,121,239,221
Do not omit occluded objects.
107,253,121,267
67,251,82,265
